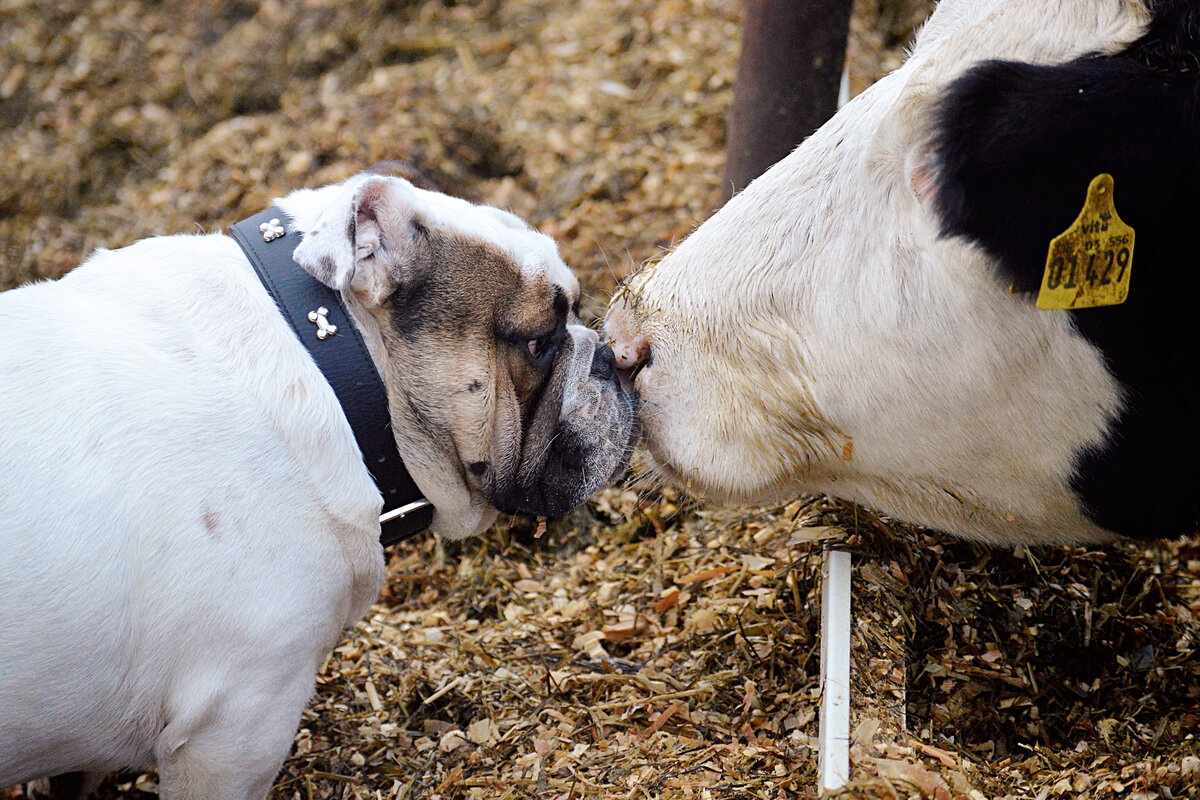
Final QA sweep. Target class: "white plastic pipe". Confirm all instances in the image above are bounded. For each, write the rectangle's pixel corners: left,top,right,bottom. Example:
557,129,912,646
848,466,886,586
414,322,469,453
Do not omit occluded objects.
818,548,853,791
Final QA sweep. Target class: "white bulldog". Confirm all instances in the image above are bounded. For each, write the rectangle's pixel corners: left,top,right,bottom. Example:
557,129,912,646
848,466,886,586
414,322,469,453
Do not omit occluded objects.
0,169,637,798
607,0,1199,544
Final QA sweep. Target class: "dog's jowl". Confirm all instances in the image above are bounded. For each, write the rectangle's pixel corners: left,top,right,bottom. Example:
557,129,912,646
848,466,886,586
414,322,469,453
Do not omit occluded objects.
606,0,1200,545
0,171,637,798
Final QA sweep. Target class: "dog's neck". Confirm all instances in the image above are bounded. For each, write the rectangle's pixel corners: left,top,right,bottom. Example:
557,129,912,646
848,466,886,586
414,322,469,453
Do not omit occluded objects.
271,182,391,379
228,207,433,546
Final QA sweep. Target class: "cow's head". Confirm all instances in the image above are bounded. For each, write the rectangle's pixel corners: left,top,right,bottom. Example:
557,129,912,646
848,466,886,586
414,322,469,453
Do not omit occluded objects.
606,0,1200,543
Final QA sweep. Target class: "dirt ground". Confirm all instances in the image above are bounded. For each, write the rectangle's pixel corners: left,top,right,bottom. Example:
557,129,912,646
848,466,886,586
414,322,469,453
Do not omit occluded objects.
3,0,1199,798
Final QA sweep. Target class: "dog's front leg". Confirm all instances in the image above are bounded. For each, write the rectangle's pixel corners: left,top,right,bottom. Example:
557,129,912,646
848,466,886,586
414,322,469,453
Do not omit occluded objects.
153,672,315,800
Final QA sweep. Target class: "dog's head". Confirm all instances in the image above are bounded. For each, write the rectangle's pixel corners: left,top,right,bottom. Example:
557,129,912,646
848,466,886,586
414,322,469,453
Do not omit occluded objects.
279,172,638,539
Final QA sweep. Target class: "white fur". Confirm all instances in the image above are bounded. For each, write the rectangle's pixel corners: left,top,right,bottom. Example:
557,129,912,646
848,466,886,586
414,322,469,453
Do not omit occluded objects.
0,174,587,796
606,0,1152,544
0,234,385,796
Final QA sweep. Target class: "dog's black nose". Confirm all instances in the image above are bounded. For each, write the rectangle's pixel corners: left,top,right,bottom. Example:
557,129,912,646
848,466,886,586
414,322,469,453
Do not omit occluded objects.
590,341,617,381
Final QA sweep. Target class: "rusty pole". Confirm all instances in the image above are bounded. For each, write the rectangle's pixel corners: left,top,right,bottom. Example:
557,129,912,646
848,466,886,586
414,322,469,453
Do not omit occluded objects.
720,0,854,204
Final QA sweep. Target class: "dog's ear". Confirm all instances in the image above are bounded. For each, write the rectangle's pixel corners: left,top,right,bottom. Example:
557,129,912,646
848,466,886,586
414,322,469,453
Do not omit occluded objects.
292,176,423,307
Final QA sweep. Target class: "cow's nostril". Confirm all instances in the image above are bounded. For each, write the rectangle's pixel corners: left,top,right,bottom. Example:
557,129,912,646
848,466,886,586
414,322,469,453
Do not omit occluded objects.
611,334,650,370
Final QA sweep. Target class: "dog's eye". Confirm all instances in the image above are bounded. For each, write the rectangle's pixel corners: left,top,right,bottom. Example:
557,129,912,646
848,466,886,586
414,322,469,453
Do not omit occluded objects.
525,330,565,365
527,336,554,361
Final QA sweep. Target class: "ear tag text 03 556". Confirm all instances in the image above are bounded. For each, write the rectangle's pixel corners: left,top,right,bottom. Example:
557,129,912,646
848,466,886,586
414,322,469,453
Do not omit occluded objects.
1037,173,1134,310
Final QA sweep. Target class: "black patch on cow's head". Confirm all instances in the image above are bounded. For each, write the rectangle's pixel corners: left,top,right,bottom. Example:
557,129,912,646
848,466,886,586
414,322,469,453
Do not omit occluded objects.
928,2,1200,540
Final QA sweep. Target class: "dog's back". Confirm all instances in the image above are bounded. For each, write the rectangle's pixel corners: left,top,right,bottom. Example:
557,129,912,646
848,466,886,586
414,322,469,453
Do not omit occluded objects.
0,235,385,790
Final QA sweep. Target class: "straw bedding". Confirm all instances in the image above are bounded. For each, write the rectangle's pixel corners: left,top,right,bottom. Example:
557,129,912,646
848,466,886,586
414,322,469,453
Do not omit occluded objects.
2,0,1197,796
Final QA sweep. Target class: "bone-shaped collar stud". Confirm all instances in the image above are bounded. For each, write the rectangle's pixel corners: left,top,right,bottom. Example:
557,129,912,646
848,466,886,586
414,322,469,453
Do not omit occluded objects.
259,218,285,242
307,306,338,340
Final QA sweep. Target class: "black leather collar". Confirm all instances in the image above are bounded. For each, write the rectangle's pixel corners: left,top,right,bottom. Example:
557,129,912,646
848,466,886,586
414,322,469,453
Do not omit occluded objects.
229,207,434,547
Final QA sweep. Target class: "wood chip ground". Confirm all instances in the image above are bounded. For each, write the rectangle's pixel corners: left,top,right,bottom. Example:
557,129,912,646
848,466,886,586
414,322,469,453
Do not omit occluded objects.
3,1,1198,797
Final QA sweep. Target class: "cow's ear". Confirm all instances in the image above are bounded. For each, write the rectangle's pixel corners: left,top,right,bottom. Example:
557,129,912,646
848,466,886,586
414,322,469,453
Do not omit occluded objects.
872,85,940,207
926,42,1199,293
905,145,939,207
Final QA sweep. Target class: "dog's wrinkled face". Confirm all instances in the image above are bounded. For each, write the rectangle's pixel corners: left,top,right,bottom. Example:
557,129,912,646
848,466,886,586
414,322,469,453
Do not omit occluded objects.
282,174,637,539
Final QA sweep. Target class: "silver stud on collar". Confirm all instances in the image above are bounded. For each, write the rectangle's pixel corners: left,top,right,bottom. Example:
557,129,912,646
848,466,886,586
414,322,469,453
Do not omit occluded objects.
259,218,285,242
308,307,338,340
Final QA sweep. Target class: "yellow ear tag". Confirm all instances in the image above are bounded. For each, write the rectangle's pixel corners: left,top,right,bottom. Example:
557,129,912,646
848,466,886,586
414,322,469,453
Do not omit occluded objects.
1037,173,1134,310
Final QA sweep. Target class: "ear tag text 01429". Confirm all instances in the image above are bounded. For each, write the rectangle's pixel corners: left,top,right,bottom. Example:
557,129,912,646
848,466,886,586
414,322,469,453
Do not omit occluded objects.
1037,173,1134,310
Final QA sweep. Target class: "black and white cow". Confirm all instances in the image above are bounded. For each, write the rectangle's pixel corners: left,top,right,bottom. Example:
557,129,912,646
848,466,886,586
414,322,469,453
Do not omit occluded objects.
606,0,1200,544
